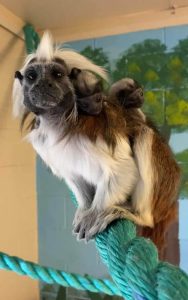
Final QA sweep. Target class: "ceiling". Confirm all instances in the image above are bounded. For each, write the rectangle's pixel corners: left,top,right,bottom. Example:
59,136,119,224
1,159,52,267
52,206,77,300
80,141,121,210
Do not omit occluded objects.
1,0,188,30
1,0,188,41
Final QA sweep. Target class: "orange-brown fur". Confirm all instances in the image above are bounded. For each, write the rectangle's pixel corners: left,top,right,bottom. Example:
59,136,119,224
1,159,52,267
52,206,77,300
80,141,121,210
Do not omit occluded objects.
143,132,181,255
123,109,181,253
68,103,127,150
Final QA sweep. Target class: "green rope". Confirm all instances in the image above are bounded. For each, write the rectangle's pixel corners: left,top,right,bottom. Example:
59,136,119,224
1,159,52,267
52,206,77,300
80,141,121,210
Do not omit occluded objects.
0,251,120,296
1,218,188,299
23,24,40,53
96,220,188,300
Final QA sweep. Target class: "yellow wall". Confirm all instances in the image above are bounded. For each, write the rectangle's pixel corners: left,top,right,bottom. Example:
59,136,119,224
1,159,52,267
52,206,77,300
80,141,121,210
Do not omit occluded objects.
0,27,39,300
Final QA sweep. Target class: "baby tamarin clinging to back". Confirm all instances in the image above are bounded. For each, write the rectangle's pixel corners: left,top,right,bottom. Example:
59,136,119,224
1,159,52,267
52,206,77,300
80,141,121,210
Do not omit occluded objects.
75,74,180,248
13,33,181,251
69,67,105,116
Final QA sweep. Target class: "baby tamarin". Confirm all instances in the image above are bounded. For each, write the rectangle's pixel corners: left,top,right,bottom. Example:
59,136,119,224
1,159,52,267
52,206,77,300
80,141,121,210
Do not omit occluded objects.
69,67,105,116
76,75,180,248
13,33,180,251
70,69,144,116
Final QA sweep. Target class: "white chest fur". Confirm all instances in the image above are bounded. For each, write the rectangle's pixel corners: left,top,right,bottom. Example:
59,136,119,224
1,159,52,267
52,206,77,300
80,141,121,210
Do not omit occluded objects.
26,118,135,187
26,117,150,228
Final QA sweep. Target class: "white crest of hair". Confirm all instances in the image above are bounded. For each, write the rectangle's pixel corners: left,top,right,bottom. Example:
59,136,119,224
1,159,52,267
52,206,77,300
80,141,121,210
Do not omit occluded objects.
36,31,54,61
36,31,108,80
55,48,108,81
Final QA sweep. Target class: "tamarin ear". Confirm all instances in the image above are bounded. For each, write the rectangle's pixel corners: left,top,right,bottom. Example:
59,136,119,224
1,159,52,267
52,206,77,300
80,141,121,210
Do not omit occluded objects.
69,68,81,79
15,71,23,83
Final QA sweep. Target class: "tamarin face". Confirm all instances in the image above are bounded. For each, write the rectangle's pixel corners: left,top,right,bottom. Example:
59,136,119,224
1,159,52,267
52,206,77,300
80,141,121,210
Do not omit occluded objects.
16,60,75,114
109,78,144,109
69,67,105,115
76,93,105,116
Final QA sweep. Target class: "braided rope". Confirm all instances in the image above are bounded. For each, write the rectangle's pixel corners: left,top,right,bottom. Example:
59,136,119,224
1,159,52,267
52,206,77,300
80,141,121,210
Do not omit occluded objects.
0,251,120,296
96,219,188,300
1,218,188,299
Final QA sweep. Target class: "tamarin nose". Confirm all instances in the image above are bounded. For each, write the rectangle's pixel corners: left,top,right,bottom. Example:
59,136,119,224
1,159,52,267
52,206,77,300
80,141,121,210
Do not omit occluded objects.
35,80,54,90
39,80,53,88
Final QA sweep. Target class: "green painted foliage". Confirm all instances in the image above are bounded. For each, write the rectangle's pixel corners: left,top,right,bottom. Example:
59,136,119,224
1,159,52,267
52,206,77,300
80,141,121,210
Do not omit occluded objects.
80,46,110,70
112,40,167,88
143,91,164,124
80,38,188,129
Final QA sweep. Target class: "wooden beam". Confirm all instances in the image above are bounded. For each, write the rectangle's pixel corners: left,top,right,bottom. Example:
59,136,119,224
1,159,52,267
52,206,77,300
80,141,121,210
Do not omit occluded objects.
0,4,25,40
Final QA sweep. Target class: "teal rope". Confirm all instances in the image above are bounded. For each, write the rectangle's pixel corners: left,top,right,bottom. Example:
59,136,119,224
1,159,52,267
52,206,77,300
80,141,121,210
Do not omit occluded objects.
0,251,120,296
96,220,188,300
1,219,188,299
68,194,188,300
23,24,40,53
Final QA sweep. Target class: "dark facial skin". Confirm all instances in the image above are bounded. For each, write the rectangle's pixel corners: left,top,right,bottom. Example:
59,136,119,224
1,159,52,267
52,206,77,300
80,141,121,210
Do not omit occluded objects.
73,77,144,116
77,93,105,115
69,67,105,116
16,61,75,115
114,79,144,109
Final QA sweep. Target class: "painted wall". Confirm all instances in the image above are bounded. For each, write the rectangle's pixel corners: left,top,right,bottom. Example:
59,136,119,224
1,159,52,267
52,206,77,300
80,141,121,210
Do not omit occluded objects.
37,25,188,299
0,27,39,300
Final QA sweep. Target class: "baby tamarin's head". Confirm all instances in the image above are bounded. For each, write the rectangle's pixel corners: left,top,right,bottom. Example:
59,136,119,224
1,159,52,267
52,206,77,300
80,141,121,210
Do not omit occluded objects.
109,78,144,109
69,67,103,97
69,68,105,115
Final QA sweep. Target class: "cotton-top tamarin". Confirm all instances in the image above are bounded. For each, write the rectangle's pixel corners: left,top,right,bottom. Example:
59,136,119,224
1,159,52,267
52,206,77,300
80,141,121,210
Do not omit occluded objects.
13,33,181,251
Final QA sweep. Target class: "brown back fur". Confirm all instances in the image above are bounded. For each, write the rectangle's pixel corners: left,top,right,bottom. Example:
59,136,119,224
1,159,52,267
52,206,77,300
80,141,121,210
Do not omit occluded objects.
122,108,181,253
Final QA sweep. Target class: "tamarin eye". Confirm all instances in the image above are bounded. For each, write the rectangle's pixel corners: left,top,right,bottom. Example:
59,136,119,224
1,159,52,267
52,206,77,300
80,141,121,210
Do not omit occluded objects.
26,70,37,81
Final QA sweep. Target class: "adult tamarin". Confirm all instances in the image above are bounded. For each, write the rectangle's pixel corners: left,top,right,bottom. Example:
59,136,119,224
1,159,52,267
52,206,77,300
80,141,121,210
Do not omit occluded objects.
13,33,181,251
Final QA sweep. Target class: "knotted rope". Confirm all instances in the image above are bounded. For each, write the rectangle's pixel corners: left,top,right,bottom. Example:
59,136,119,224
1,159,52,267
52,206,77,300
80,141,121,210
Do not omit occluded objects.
0,251,120,296
96,219,188,300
